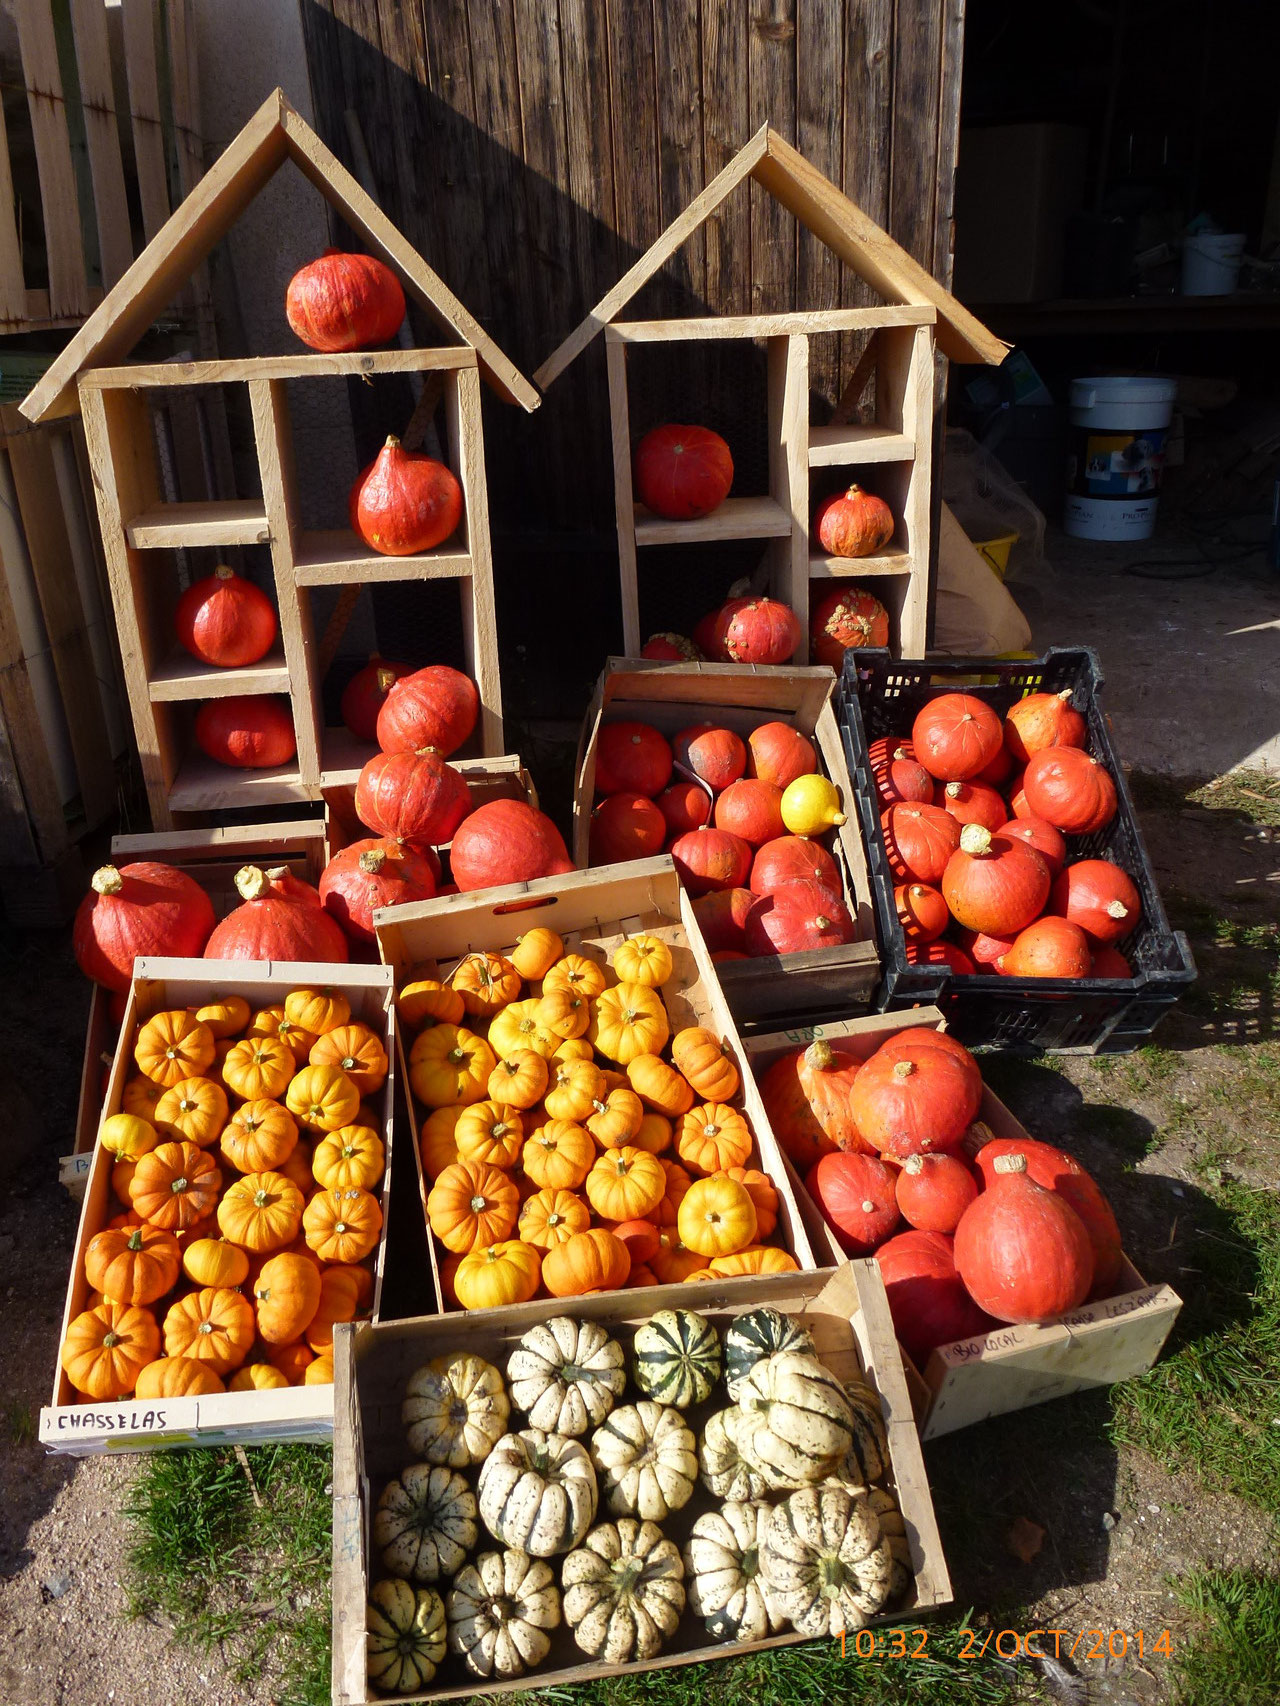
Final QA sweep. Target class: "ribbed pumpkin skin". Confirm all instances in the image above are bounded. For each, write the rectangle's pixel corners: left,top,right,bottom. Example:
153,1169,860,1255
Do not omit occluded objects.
634,424,733,520
339,655,412,741
285,249,405,350
880,803,960,885
175,567,276,667
1049,859,1141,945
74,862,215,992
911,693,1004,782
743,880,855,956
954,1159,1094,1324
195,696,296,769
631,1309,722,1406
723,1306,815,1398
476,1428,598,1556
814,484,895,559
849,1031,981,1159
874,1229,995,1362
449,801,574,893
973,1137,1123,1295
376,665,479,757
941,830,1050,937
747,721,816,788
319,837,438,944
1004,690,1087,763
1022,748,1118,834
351,439,464,555
355,748,471,849
669,828,752,896
749,835,841,898
805,1151,900,1253
205,869,348,962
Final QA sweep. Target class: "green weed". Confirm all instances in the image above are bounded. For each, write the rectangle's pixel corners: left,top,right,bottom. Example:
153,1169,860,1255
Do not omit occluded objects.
1171,1569,1280,1705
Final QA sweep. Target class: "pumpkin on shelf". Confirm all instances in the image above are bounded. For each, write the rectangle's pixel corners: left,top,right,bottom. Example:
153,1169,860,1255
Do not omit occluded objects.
366,1579,447,1695
285,249,405,351
74,864,215,993
351,437,464,556
814,484,895,559
507,1317,625,1436
175,564,277,669
455,1240,542,1309
809,584,890,668
631,1309,722,1407
60,1300,160,1399
339,655,413,742
204,866,349,963
477,1428,599,1557
445,1549,561,1680
403,1352,510,1464
633,423,733,519
702,596,803,666
194,695,296,772
375,664,479,757
589,1400,697,1521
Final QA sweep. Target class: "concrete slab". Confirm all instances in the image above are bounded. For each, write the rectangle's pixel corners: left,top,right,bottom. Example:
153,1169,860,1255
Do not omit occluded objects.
1014,526,1280,778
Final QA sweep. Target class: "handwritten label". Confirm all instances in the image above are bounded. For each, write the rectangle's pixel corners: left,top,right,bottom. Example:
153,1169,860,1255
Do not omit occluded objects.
55,1403,190,1435
58,1152,92,1179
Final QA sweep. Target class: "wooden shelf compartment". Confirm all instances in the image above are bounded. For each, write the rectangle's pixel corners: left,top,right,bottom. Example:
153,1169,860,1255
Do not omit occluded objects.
167,748,312,813
807,423,915,467
293,530,472,587
809,542,914,578
633,495,794,547
126,498,271,548
148,647,292,702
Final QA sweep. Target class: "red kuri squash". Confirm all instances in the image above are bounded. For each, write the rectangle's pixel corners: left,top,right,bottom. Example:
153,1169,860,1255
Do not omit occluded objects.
746,721,817,788
941,824,1051,937
673,724,747,791
796,1039,874,1155
953,1152,1094,1323
850,1030,982,1160
74,864,216,992
1000,916,1092,978
806,1152,900,1254
757,1050,839,1172
668,826,752,895
713,779,784,847
350,437,463,556
691,887,754,954
655,781,711,837
1049,859,1141,944
972,1136,1123,1295
893,881,949,944
808,586,890,668
912,693,1004,782
641,632,701,661
997,815,1067,877
354,748,471,849
894,1153,977,1235
1090,945,1132,978
940,780,1007,832
953,925,1018,970
1004,689,1087,764
589,793,667,864
750,835,842,897
875,1229,996,1363
633,424,733,520
285,250,405,351
194,697,296,769
869,738,936,809
375,666,478,757
743,879,855,956
880,802,960,885
1021,748,1117,834
814,484,895,558
339,657,413,742
595,722,673,796
318,838,438,944
904,939,977,974
175,566,277,668
448,800,574,892
205,866,349,962
705,597,802,665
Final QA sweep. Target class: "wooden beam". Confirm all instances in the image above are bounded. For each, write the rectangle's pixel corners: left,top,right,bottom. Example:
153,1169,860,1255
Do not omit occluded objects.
607,305,934,342
0,85,27,324
68,0,134,289
534,124,771,390
14,0,90,319
119,0,171,243
81,347,475,388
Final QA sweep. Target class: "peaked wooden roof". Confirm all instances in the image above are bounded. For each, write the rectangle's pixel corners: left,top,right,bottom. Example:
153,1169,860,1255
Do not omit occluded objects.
22,89,539,423
535,125,1008,389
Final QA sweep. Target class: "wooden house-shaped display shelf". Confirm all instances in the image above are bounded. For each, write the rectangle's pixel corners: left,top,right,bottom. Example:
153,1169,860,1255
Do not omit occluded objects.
21,89,538,831
538,128,1006,661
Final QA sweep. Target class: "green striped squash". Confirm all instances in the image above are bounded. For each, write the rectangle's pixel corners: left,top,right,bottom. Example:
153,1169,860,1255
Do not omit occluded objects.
732,1350,854,1488
833,1379,890,1486
632,1308,722,1407
723,1307,815,1398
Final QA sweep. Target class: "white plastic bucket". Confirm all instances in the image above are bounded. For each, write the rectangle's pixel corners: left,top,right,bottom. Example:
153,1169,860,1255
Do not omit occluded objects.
1181,232,1245,296
1063,375,1178,541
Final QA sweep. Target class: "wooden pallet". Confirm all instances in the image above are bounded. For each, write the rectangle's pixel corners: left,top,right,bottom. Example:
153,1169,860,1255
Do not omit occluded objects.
573,660,880,1026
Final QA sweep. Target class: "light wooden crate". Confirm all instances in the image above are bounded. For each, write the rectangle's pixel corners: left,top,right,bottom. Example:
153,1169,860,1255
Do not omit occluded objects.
42,954,394,1455
742,1008,1184,1440
372,857,820,1317
574,660,879,1026
331,1261,951,1705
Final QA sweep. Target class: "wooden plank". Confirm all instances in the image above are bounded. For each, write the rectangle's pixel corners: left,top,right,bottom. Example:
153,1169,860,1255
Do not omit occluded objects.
634,494,792,547
0,89,28,324
873,323,932,656
560,0,619,299
125,499,272,548
535,126,770,390
767,334,809,652
748,0,797,315
148,648,291,702
888,0,942,271
512,0,576,347
796,0,844,399
120,0,171,243
808,548,913,579
82,348,476,388
755,131,1009,366
166,0,205,199
0,532,65,859
418,1,492,323
461,0,528,369
608,304,934,340
448,365,503,757
68,0,134,289
248,377,322,790
293,533,472,587
808,422,915,465
606,338,640,655
5,414,114,825
654,0,706,309
700,1,751,316
933,0,965,287
167,751,308,813
605,0,662,305
830,327,882,424
14,0,91,318
841,0,892,323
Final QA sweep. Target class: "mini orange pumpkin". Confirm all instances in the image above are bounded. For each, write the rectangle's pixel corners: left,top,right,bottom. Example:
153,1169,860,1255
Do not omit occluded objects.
626,1054,694,1118
553,1037,595,1065
286,1064,361,1133
610,1218,661,1265
541,1227,630,1297
671,1027,740,1102
724,1165,779,1238
112,1156,139,1206
181,1237,250,1289
220,1099,299,1174
677,1174,758,1257
276,1141,316,1196
217,1170,305,1252
313,1124,385,1191
544,1058,606,1123
135,1010,215,1087
509,927,563,981
254,1252,323,1343
222,1035,295,1101
135,1355,226,1398
676,1103,753,1175
153,1076,229,1149
304,1348,334,1385
455,1101,525,1169
419,1106,463,1179
486,1050,549,1111
304,1265,363,1351
121,1076,164,1121
707,1246,798,1278
426,1160,518,1253
310,1023,389,1096
130,1141,222,1232
84,1223,181,1307
542,953,607,999
650,1158,694,1227
584,1145,665,1221
61,1301,160,1398
488,999,559,1061
302,1186,383,1263
162,1286,255,1374
612,934,673,988
268,1340,315,1384
536,988,591,1040
649,1231,704,1284
248,1005,316,1062
589,984,670,1065
451,951,521,1018
585,1087,644,1150
521,1120,595,1192
398,979,465,1032
284,987,350,1036
194,995,251,1039
229,1362,290,1391
518,1187,590,1250
628,1263,660,1287
632,1112,673,1156
454,1240,541,1310
409,1025,496,1108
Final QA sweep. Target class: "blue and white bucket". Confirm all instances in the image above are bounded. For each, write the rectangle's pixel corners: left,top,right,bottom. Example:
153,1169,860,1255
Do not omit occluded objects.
1064,375,1178,542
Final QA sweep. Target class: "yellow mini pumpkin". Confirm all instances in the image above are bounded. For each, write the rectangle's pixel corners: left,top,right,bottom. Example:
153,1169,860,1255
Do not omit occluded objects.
310,1023,389,1096
554,1036,595,1065
135,1355,226,1398
451,952,521,1018
676,1103,753,1176
589,983,670,1065
313,1124,385,1191
612,934,674,988
305,1265,363,1350
626,1054,695,1118
304,1347,334,1385
248,1005,316,1062
632,1112,673,1156
217,1170,305,1252
121,1076,163,1122
134,1010,215,1088
419,1106,463,1179
162,1286,254,1374
509,926,564,981
153,1076,229,1149
671,1027,740,1102
585,1086,645,1150
410,1026,496,1109
181,1237,250,1289
584,1145,666,1222
542,953,607,999
99,1112,159,1163
399,978,466,1032
284,987,350,1037
544,1058,606,1123
486,1050,548,1111
286,1064,361,1133
521,1120,595,1192
229,1361,290,1392
536,988,591,1041
454,1240,540,1310
487,999,559,1062
194,995,250,1039
518,1186,590,1251
220,1099,299,1174
455,1101,524,1169
677,1174,758,1256
303,1186,383,1263
707,1247,798,1278
222,1035,295,1101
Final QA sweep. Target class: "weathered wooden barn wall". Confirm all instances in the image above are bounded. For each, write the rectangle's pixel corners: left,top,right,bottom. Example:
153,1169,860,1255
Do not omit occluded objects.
297,0,963,712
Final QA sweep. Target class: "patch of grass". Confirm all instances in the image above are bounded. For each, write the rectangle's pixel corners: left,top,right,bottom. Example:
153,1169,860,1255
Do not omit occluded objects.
1112,1180,1280,1516
1191,771,1280,828
4,1398,34,1445
125,1443,330,1706
1171,1569,1280,1705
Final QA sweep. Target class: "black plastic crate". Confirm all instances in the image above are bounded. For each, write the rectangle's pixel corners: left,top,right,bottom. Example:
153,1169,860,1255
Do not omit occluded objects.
838,647,1196,1054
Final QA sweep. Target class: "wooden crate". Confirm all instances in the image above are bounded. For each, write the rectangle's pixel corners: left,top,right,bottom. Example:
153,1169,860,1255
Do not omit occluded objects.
322,754,539,863
42,953,394,1455
742,1008,1184,1440
574,661,879,1026
373,857,819,1317
331,1261,951,1704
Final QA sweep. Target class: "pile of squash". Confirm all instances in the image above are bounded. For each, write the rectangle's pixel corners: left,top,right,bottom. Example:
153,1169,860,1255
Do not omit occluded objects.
873,688,1143,979
58,986,389,1402
408,928,799,1307
759,1026,1126,1366
366,1304,910,1692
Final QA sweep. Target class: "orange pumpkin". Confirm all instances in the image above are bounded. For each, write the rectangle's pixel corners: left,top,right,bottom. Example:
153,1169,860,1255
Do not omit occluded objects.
585,1086,645,1151
724,1165,779,1239
194,995,251,1039
521,1120,595,1192
707,1246,798,1278
267,1340,315,1384
313,1124,385,1191
217,1170,305,1252
135,1355,225,1398
536,988,591,1040
220,1099,299,1174
410,1025,496,1108
398,978,465,1032
254,1252,323,1343
455,1101,525,1169
671,1027,740,1102
628,1262,660,1287
509,926,563,981
276,1141,316,1195
612,934,673,988
518,1187,590,1250
454,1240,541,1310
488,999,559,1061
130,1141,222,1232
135,1010,216,1088
436,1251,463,1307
626,1054,694,1118
304,1266,363,1351
162,1286,255,1374
302,1187,383,1263
111,1156,139,1207
248,1005,316,1062
631,1112,673,1156
649,1231,705,1284
650,1158,693,1227
677,1174,758,1256
181,1237,250,1289
553,1037,596,1065
121,1076,164,1121
153,1076,229,1149
229,1362,290,1392
61,1301,160,1398
544,1058,606,1123
310,1023,389,1095
285,1064,361,1133
584,1146,665,1221
451,951,521,1018
486,1050,548,1111
222,1036,295,1101
676,1103,753,1175
610,1218,661,1265
589,984,670,1065
541,1228,630,1297
419,1106,463,1179
426,1160,518,1253
284,987,350,1036
84,1222,180,1307
542,953,607,999
346,1263,375,1310
304,1348,334,1385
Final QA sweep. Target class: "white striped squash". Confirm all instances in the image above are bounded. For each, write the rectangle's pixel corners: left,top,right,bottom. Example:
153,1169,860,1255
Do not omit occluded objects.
699,1408,769,1502
476,1428,597,1557
683,1500,782,1643
506,1317,625,1436
723,1307,815,1399
366,1579,446,1693
731,1351,854,1488
759,1484,895,1635
445,1547,560,1678
562,1517,686,1662
589,1401,697,1521
374,1464,478,1582
832,1379,891,1487
631,1308,721,1407
402,1352,510,1466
